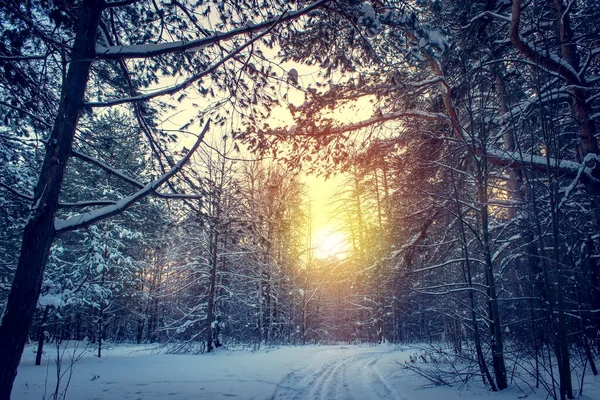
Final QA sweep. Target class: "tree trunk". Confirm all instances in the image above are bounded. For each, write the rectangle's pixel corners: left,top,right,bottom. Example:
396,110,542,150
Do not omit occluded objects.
477,155,508,390
98,302,104,358
75,313,82,341
98,265,106,358
0,2,102,397
352,166,366,259
35,306,50,366
136,318,145,344
511,0,599,160
452,164,497,390
547,0,598,163
550,190,573,400
206,223,218,353
496,74,523,219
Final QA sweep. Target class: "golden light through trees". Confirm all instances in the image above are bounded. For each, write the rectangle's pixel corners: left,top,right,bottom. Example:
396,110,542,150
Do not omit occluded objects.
303,173,349,259
296,93,374,261
313,227,348,259
166,62,374,261
264,68,375,261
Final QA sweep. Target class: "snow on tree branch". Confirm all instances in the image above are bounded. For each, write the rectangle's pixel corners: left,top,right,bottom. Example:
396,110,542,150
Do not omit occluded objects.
287,110,447,138
510,0,581,85
102,0,141,8
54,120,210,233
94,0,329,60
88,10,288,107
72,150,202,200
485,148,588,178
58,200,118,208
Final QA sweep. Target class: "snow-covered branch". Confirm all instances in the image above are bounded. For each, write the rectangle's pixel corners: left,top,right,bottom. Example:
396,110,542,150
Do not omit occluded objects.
102,0,141,8
558,153,599,209
58,200,118,208
72,150,201,200
290,110,447,138
485,148,584,177
412,258,486,274
509,0,581,85
469,11,511,24
87,8,291,108
54,120,210,233
72,150,145,187
94,0,329,60
88,29,274,107
0,53,50,61
579,47,600,76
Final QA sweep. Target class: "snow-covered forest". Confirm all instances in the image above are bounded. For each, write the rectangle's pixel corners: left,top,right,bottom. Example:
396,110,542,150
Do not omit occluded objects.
1,0,600,399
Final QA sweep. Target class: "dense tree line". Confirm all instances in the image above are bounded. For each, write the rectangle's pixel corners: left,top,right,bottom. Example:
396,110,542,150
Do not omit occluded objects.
1,1,600,400
243,1,600,398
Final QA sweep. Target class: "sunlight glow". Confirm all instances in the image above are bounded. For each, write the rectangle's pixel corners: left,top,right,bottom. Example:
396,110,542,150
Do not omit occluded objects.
303,174,350,259
313,228,348,259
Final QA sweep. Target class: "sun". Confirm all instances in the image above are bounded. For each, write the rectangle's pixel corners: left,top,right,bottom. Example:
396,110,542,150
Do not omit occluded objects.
313,228,348,259
302,173,352,260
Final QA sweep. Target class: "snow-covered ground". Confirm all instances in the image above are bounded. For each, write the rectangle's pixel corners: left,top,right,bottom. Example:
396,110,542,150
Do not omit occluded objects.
12,342,600,399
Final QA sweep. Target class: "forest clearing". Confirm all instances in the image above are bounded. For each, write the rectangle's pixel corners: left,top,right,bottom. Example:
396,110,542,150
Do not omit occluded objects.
12,343,600,400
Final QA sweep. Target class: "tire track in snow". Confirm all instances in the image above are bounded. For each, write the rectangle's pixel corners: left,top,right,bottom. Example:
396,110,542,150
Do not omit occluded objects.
272,348,405,400
359,357,401,399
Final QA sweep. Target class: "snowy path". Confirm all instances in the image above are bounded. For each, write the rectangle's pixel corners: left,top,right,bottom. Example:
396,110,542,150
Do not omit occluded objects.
12,342,599,399
273,347,405,400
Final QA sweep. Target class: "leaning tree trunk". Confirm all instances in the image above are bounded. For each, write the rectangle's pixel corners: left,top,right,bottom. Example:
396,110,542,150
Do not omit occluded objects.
0,1,102,398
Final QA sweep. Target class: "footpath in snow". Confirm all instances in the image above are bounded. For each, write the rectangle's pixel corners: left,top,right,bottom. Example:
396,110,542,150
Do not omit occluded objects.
12,343,600,400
